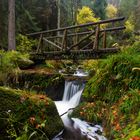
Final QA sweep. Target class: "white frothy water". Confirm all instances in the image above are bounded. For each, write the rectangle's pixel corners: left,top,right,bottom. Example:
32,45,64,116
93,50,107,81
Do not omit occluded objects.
55,89,84,117
72,118,107,140
62,81,83,101
74,69,88,77
55,81,84,128
54,80,107,140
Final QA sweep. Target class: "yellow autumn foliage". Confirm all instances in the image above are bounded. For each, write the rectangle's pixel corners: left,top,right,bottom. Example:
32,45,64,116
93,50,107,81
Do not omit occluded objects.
106,4,118,18
77,6,100,24
124,20,134,34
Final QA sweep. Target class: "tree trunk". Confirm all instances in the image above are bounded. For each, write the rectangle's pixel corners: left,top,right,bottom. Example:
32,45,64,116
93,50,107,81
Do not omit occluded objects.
8,0,16,50
135,0,140,30
0,0,3,49
57,0,61,36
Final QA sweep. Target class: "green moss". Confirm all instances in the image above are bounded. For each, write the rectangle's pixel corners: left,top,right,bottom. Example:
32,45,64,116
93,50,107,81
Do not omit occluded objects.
0,87,63,140
0,87,21,139
119,112,140,140
11,72,64,93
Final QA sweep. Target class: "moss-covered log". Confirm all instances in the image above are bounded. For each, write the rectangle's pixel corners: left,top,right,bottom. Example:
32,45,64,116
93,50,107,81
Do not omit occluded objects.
7,72,65,100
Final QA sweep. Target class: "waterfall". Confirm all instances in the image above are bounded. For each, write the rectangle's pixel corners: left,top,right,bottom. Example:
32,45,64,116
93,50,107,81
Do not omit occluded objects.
55,81,84,117
62,81,84,101
54,80,107,140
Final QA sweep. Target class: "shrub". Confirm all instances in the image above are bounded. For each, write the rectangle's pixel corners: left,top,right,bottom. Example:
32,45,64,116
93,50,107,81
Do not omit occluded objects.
106,4,118,19
72,41,140,139
77,6,100,25
0,51,30,86
83,42,140,102
16,34,37,53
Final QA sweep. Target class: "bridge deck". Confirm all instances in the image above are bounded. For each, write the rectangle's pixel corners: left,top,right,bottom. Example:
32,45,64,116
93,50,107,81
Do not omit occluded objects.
30,48,119,60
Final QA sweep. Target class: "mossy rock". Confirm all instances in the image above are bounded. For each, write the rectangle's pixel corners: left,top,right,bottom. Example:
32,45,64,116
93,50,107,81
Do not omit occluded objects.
8,71,65,100
0,87,63,140
17,58,34,69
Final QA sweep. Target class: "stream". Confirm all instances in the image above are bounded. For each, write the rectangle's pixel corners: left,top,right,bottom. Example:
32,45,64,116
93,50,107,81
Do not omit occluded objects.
53,71,107,140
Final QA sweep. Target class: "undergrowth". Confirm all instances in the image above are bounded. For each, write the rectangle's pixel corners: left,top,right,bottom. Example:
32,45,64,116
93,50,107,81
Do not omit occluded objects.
72,41,140,139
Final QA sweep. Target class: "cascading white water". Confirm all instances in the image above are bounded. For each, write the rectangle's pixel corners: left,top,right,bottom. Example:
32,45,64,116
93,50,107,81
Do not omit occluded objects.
74,69,88,77
62,81,84,101
54,80,107,140
55,81,84,117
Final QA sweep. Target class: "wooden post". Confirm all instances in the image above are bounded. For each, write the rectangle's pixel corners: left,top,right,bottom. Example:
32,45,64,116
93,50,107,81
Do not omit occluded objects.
36,34,43,53
43,38,62,50
103,31,107,48
62,29,67,51
93,24,100,50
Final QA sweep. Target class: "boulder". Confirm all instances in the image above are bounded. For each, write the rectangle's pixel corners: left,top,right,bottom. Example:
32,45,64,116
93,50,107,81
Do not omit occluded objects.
17,58,34,69
0,87,63,140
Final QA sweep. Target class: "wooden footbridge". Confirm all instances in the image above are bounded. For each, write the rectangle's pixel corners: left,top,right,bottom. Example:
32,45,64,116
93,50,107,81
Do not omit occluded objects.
28,17,125,60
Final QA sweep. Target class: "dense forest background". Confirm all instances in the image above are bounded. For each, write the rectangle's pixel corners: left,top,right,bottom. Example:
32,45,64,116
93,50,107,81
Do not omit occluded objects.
0,1,140,139
0,0,140,50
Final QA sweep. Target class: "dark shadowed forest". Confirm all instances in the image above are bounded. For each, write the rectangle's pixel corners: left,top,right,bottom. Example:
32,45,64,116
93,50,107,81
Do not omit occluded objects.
0,0,140,140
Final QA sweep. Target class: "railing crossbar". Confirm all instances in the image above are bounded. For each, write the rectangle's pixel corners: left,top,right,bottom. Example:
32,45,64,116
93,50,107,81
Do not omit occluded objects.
27,17,125,36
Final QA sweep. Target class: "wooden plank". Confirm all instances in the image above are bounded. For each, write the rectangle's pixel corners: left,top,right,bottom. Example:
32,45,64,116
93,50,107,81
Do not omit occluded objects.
43,37,62,50
46,31,91,39
31,47,119,55
102,26,125,32
80,41,93,50
36,34,43,53
62,29,67,51
44,26,125,40
30,47,120,60
68,30,95,51
103,31,107,48
94,24,100,50
54,40,62,46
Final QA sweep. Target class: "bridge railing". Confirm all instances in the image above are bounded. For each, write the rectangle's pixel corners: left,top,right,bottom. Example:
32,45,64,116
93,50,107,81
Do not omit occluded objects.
27,17,125,54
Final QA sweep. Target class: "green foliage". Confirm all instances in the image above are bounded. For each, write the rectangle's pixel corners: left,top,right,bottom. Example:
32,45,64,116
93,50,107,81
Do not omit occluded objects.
45,60,64,69
83,42,140,102
78,0,108,22
16,34,37,53
119,0,137,18
119,0,139,30
0,50,30,86
72,101,106,123
72,41,140,139
15,71,64,94
82,60,100,71
123,17,135,38
93,0,107,19
120,90,140,114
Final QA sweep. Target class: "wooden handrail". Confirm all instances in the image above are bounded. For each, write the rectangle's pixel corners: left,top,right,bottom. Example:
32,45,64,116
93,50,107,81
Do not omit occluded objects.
28,17,125,59
27,17,125,36
35,26,125,40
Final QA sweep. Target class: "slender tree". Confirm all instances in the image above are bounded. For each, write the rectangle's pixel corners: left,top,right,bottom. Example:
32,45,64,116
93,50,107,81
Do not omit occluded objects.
8,0,16,50
57,0,61,30
135,0,140,30
0,0,3,48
